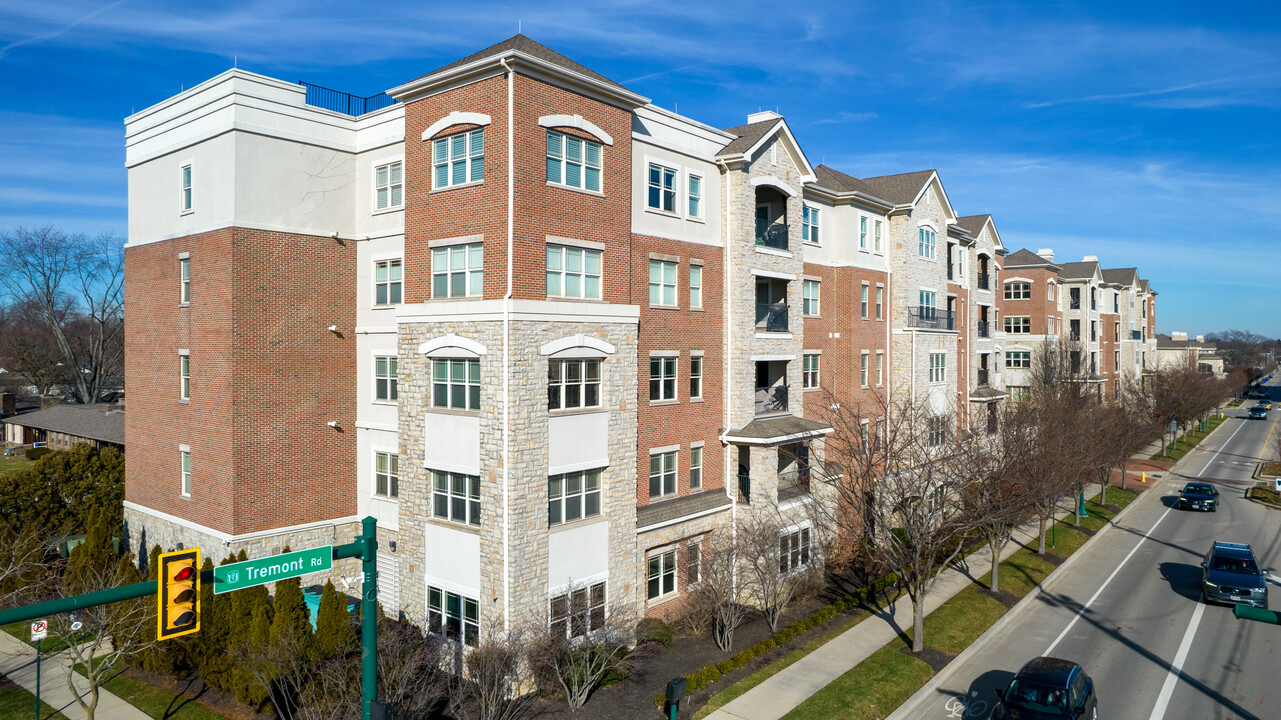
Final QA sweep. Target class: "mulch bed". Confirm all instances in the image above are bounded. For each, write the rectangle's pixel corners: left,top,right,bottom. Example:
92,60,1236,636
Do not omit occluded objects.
980,589,1021,610
1036,553,1066,567
116,666,270,720
1098,504,1124,514
902,646,955,673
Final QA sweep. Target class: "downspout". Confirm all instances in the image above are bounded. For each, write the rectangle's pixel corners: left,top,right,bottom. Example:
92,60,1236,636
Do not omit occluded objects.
500,57,514,628
719,160,736,534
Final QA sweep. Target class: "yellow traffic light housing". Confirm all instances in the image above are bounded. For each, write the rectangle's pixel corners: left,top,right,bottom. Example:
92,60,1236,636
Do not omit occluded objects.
157,548,200,640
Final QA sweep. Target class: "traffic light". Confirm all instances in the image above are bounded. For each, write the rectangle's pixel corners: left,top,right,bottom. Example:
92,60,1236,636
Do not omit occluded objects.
157,548,200,641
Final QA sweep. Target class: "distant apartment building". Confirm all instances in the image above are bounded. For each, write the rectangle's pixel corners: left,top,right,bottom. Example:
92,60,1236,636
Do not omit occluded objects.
121,35,1160,634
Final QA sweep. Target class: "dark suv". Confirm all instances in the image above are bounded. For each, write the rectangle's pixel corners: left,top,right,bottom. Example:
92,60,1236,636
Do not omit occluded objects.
1202,541,1269,609
994,656,1097,719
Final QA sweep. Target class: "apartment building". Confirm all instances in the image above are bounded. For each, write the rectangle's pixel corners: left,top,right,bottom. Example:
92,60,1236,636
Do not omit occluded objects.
125,35,1141,634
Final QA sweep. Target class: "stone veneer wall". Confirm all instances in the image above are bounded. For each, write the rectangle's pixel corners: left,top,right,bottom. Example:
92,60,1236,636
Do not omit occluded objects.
396,312,639,628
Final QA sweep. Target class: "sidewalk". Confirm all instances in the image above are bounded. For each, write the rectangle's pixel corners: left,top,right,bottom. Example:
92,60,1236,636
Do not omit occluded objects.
0,630,151,720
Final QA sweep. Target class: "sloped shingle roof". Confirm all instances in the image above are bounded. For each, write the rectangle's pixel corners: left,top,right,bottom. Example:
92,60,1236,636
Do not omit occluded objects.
1101,267,1139,286
636,491,731,530
1004,248,1060,270
955,214,991,236
858,170,935,206
408,34,632,95
717,119,781,157
3,403,124,445
812,164,881,197
1057,261,1099,280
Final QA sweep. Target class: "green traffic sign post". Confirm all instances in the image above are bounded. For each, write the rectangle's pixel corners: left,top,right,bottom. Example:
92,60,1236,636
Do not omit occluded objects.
214,545,333,594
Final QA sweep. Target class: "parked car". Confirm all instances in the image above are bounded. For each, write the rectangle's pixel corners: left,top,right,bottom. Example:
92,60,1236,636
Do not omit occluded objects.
1249,405,1269,419
1178,482,1219,512
1202,541,1269,609
1259,399,1273,410
993,657,1097,720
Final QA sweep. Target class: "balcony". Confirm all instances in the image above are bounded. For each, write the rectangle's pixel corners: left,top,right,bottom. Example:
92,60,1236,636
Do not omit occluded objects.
1131,330,1143,340
755,222,789,250
977,272,990,291
978,368,990,386
756,301,789,333
976,321,990,339
755,384,789,415
1069,332,1081,342
907,307,955,330
300,81,397,117
738,472,751,504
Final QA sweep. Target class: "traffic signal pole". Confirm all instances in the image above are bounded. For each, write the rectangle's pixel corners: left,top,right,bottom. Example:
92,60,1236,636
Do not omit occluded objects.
0,578,160,626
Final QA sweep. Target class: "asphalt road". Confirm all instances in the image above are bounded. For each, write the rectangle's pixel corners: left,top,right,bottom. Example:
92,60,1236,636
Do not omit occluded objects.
901,378,1281,720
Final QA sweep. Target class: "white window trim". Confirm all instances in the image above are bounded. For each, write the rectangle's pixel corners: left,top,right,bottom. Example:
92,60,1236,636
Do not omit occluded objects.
645,161,680,216
545,130,604,194
686,170,705,222
647,548,679,602
421,112,493,140
419,334,488,358
372,255,404,307
928,351,947,384
648,448,679,499
649,355,679,403
179,445,192,497
371,156,405,213
372,351,399,405
538,114,614,145
371,444,400,500
541,334,616,358
648,258,679,308
546,243,603,300
802,203,821,245
179,160,194,215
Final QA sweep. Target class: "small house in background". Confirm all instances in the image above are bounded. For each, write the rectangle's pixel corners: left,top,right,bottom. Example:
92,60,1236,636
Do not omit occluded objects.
1,401,125,452
1,393,46,447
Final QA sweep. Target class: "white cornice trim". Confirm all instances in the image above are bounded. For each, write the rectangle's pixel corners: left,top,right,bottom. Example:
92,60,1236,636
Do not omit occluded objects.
422,112,492,140
750,175,799,198
418,333,488,358
539,114,614,145
398,299,640,325
540,334,616,357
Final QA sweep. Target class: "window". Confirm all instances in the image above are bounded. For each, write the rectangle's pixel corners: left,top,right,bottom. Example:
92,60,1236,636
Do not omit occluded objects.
860,352,869,388
689,265,702,309
548,359,601,410
1004,316,1031,334
649,260,677,306
180,449,191,497
433,129,484,189
928,416,949,446
1007,386,1030,402
876,352,884,386
179,257,190,304
432,243,483,298
432,359,480,410
1115,350,1120,369
647,164,677,212
375,259,403,305
550,582,606,639
928,352,946,383
375,451,399,498
548,468,602,525
180,164,192,212
686,542,701,585
802,206,819,244
876,287,884,320
918,227,936,259
861,284,869,319
779,528,811,574
861,420,870,449
431,470,480,526
1006,351,1031,368
859,216,867,250
689,356,703,399
428,586,479,646
546,131,601,192
803,279,820,316
649,451,676,498
688,174,703,218
919,290,937,315
1048,283,1057,301
803,353,820,389
649,357,676,401
1004,282,1031,300
179,355,190,400
375,356,398,402
690,446,703,490
647,550,677,600
546,245,602,299
374,161,404,210
874,220,883,252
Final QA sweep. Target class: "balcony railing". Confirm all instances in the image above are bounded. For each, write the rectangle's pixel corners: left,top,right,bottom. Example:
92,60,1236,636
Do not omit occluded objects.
1069,332,1081,342
976,321,990,338
300,81,398,117
738,473,751,504
977,272,990,290
978,368,990,386
907,307,955,330
755,223,789,250
756,301,789,332
755,384,789,415
1131,330,1143,340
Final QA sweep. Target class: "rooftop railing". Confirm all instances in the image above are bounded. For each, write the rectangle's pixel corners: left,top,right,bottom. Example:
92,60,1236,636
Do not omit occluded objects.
300,81,398,117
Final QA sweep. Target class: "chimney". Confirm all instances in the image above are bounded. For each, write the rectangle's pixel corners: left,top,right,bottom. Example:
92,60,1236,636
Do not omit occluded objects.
1036,248,1054,262
1196,335,1204,344
1172,331,1188,341
1083,255,1098,262
40,396,60,410
746,110,782,124
0,393,14,418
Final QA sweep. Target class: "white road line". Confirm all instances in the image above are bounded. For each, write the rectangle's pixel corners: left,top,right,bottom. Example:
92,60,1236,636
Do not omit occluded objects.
1146,600,1206,720
1199,418,1247,477
1044,504,1174,656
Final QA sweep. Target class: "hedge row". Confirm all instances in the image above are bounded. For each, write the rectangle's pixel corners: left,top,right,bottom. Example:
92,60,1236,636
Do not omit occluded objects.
652,574,897,707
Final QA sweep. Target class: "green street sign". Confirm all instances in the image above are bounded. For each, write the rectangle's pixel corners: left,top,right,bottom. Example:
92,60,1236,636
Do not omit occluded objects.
214,545,332,594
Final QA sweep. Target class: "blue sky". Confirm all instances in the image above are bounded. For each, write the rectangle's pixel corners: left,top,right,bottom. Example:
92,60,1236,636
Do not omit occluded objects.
2,0,1278,336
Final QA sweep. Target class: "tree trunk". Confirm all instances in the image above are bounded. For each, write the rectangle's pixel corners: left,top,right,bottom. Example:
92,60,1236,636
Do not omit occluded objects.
1038,516,1047,554
989,537,1003,593
912,595,925,653
1120,457,1129,491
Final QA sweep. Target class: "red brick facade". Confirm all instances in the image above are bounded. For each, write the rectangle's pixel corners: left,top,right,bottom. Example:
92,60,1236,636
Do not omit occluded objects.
801,264,889,422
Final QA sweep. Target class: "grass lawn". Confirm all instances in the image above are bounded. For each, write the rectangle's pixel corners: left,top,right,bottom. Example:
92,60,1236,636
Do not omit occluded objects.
0,453,32,476
1,622,72,654
1262,462,1281,477
1247,484,1281,509
1151,416,1227,461
0,681,69,720
74,661,236,720
780,642,933,720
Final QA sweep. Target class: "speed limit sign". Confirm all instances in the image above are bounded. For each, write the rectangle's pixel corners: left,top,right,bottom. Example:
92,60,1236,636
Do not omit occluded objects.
30,619,47,641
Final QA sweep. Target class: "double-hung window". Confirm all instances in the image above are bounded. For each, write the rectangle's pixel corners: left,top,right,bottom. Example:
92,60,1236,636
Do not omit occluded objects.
428,586,479,646
779,527,811,574
647,164,677,212
861,353,870,388
649,260,677,306
876,352,884,386
928,351,947,383
375,356,398,402
802,206,819,244
688,175,703,218
546,245,602,299
180,165,192,212
686,542,701,584
918,227,936,259
689,446,702,490
432,243,483,298
1006,351,1031,368
432,470,480,526
179,355,190,400
546,131,602,191
689,355,703,399
649,357,676,401
548,468,602,525
647,550,677,600
375,259,403,305
548,359,601,410
920,290,937,319
1004,282,1031,300
1004,316,1031,334
876,286,884,320
859,216,868,250
432,359,480,410
550,582,606,639
375,451,399,498
689,265,702,309
649,451,676,498
179,257,190,304
180,449,191,497
928,415,949,446
874,220,882,252
374,161,403,210
803,353,820,389
433,129,484,188
803,279,820,316
861,284,869,319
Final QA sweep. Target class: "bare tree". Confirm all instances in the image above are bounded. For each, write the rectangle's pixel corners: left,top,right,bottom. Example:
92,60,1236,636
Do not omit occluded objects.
445,624,534,720
528,582,641,712
238,625,359,720
1205,329,1271,371
953,414,1035,594
0,226,124,402
735,510,822,631
687,528,750,653
0,519,57,609
377,617,447,719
